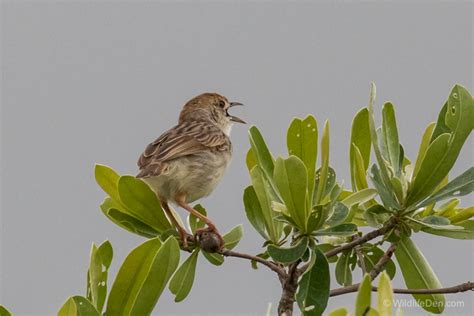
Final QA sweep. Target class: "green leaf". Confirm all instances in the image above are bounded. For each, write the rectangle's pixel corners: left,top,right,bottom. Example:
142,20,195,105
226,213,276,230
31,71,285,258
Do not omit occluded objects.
100,198,160,238
417,167,474,208
314,224,357,236
407,216,462,231
58,296,100,316
267,237,308,264
395,236,445,313
326,202,349,227
313,167,337,206
355,274,372,316
351,145,370,191
422,220,474,240
274,156,308,230
409,85,474,204
328,308,349,316
448,206,474,223
202,251,224,266
341,188,378,208
287,115,318,205
315,121,330,204
169,249,199,302
188,204,207,234
95,164,122,204
366,83,395,198
250,166,281,242
118,176,172,232
0,306,12,316
296,248,330,316
335,251,352,286
246,148,257,171
243,186,268,239
370,165,400,210
350,108,372,191
223,225,244,250
106,237,180,315
413,122,436,179
377,272,393,316
248,126,276,185
381,102,400,174
362,246,396,279
87,241,113,312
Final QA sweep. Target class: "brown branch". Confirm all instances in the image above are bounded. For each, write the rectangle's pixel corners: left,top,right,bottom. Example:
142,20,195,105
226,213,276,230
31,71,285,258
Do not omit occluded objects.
325,219,397,258
330,243,397,296
298,219,398,275
331,281,474,297
277,260,301,316
220,249,286,278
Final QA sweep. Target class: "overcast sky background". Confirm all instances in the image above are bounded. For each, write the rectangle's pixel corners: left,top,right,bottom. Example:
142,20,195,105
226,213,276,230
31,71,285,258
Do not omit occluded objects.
1,1,473,315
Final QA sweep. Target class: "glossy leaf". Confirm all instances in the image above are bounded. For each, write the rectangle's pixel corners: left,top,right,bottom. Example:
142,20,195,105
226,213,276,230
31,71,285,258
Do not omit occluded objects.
95,164,123,205
223,225,244,250
58,296,100,316
395,236,445,313
366,83,394,196
0,306,12,316
314,224,357,236
243,186,268,239
246,148,257,171
377,272,393,316
106,237,180,315
351,145,370,191
418,167,474,208
188,204,206,234
250,166,281,242
350,108,371,191
422,220,474,240
313,167,337,206
409,85,474,204
326,202,349,227
341,188,378,208
335,251,352,286
448,206,474,223
202,251,224,266
315,121,330,204
413,122,436,179
370,165,400,210
100,198,159,238
362,246,396,279
355,274,372,316
87,240,113,312
274,156,308,230
296,248,330,316
169,249,199,302
117,176,171,232
267,237,308,264
328,308,349,316
248,126,276,185
381,102,400,174
287,115,318,204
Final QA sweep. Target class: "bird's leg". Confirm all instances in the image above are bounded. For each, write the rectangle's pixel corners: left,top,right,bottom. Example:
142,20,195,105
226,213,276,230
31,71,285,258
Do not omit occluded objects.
160,199,193,249
175,195,224,250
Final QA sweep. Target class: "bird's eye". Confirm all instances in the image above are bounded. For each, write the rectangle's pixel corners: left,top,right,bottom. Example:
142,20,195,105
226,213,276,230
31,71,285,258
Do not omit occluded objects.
218,100,226,108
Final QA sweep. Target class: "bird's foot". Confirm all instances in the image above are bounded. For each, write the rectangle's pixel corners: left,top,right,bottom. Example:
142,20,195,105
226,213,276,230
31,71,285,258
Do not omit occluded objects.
178,230,195,251
195,226,224,253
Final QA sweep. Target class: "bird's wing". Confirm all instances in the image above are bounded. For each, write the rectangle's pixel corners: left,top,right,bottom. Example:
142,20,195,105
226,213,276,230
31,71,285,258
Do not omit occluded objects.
137,121,230,178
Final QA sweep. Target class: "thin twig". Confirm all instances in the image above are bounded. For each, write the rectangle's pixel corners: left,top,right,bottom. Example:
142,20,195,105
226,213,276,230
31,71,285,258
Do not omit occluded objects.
325,220,397,258
354,244,367,274
331,282,474,297
298,219,398,275
220,249,286,277
330,243,397,296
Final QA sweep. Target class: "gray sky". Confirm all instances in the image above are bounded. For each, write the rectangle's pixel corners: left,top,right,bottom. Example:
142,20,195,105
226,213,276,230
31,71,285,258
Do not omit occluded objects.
1,1,473,315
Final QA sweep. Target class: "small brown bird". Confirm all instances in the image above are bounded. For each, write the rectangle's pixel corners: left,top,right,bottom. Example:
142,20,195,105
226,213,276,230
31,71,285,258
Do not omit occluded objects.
137,93,245,249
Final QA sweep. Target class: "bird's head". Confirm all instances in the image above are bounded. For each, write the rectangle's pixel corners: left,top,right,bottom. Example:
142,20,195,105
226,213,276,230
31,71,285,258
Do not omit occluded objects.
179,93,245,135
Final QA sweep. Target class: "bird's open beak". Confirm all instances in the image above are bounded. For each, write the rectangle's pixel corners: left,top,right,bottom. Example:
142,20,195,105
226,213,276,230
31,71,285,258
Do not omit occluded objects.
229,102,246,124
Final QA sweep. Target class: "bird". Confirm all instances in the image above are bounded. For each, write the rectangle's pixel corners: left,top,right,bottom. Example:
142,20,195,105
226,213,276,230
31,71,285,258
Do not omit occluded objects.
136,93,245,249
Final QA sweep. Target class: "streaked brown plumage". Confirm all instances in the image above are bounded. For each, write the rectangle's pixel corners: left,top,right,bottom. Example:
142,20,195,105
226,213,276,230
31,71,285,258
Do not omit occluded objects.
137,93,245,249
